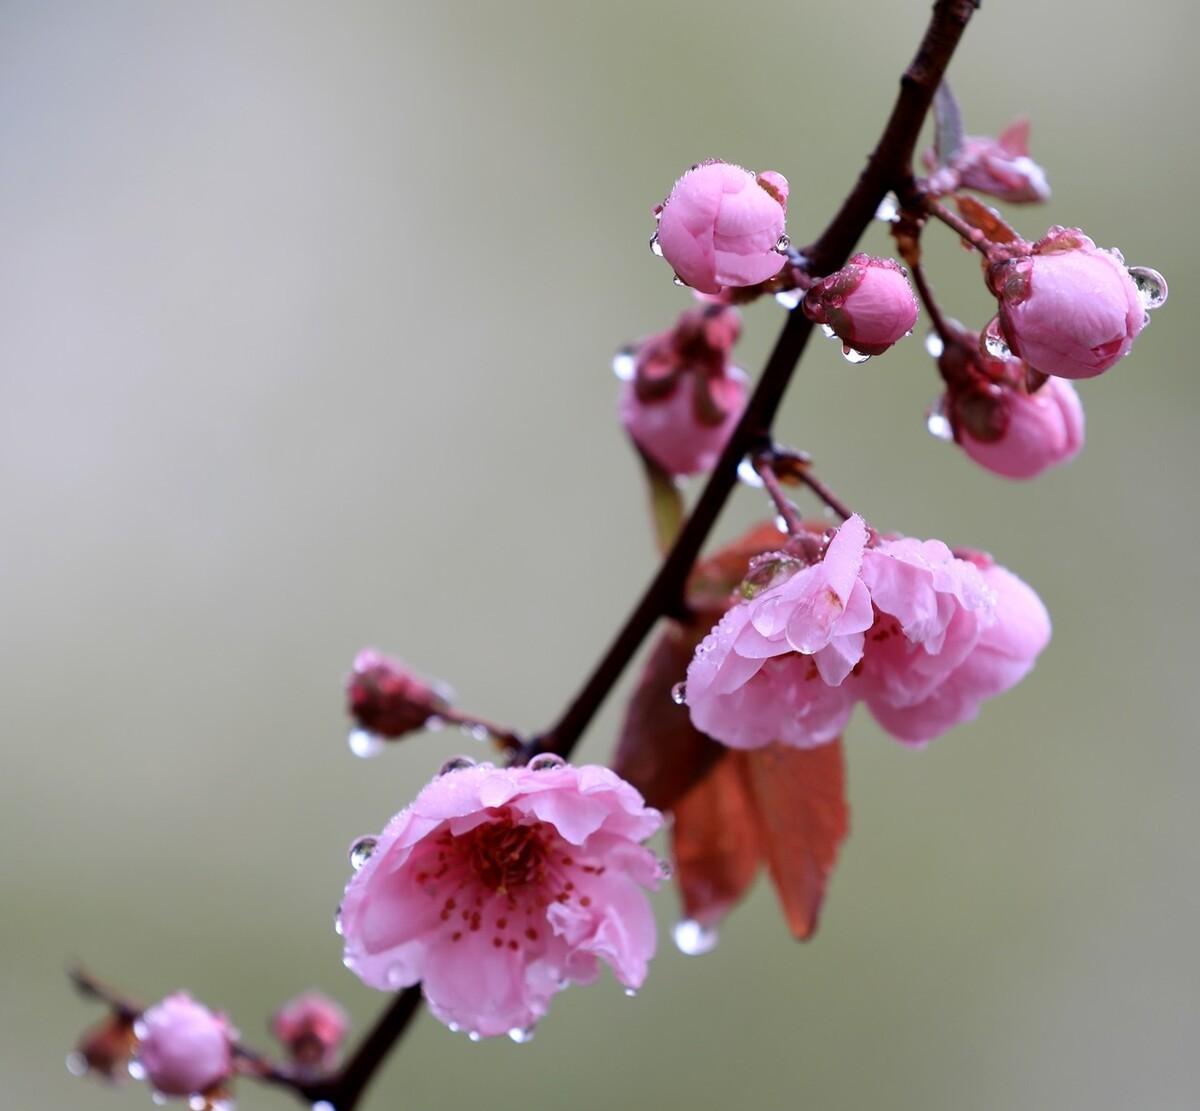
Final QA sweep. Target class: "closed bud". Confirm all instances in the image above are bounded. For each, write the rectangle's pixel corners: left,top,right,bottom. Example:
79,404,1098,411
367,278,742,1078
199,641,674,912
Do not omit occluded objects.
271,991,348,1074
803,254,919,356
347,649,451,739
924,118,1050,204
69,1011,138,1083
134,993,235,1099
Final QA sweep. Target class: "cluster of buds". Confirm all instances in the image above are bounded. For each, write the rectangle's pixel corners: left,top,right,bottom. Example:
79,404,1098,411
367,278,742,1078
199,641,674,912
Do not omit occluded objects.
616,304,746,477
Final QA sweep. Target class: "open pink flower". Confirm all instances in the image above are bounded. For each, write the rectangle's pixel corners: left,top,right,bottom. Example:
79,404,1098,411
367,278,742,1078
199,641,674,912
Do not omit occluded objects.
988,228,1160,379
654,162,788,295
957,374,1084,479
339,760,663,1039
685,515,874,748
803,255,918,356
863,554,1050,744
135,993,235,1099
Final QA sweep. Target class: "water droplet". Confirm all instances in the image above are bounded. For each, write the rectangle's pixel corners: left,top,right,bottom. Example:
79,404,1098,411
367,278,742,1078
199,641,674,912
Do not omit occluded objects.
66,1052,88,1077
656,858,673,880
386,964,408,988
529,753,566,772
841,345,871,365
612,347,636,381
152,1091,168,1106
460,722,489,743
189,1096,208,1111
924,332,945,358
349,836,378,870
775,233,791,253
348,729,385,759
875,193,900,223
425,714,446,732
649,232,663,257
673,918,719,956
438,755,477,776
334,913,344,936
128,1061,146,1081
468,1030,482,1043
133,1019,149,1040
508,1026,536,1044
983,331,1011,359
925,396,954,442
736,457,764,488
313,1102,336,1111
774,289,802,310
670,681,687,706
447,1022,461,1033
623,988,639,998
672,274,686,287
1127,266,1168,310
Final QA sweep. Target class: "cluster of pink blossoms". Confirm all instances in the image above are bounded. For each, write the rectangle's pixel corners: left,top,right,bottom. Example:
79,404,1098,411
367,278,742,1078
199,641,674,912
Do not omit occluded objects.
684,514,1050,748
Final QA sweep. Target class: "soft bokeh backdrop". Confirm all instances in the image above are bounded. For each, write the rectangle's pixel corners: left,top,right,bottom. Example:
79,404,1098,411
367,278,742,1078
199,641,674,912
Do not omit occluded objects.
2,2,1196,1108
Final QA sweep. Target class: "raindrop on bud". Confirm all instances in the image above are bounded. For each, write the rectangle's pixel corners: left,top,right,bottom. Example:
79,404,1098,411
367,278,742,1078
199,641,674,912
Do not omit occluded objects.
819,323,837,339
611,347,636,381
468,1030,482,1043
438,755,477,776
349,837,378,871
649,232,663,257
624,988,639,998
983,331,1011,359
925,396,954,442
736,457,764,488
670,681,687,706
672,274,686,287
128,1061,147,1081
924,331,945,358
507,1026,536,1044
774,289,801,310
348,729,385,759
529,753,566,772
65,1052,88,1078
673,918,719,956
875,193,900,223
1127,266,1168,311
841,345,871,364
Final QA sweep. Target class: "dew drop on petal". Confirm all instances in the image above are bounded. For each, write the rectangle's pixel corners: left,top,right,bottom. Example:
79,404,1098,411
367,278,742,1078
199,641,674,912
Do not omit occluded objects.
775,233,791,253
529,753,566,772
670,682,687,706
925,396,954,442
875,192,900,223
983,330,1011,359
447,1022,461,1033
656,858,673,880
736,457,764,488
774,289,802,310
1127,266,1168,310
438,755,477,776
841,345,871,364
468,1030,482,1043
386,964,408,989
349,836,378,871
348,729,385,759
673,919,719,956
649,232,663,257
507,1026,536,1044
624,988,639,998
66,1052,88,1078
612,347,636,381
819,323,837,340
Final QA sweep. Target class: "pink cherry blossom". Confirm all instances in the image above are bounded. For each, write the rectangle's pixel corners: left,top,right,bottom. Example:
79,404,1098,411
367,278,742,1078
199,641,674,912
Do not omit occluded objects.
339,761,663,1039
958,374,1084,479
803,255,919,356
924,118,1050,204
989,228,1160,379
655,162,788,295
863,555,1050,744
685,515,873,749
135,993,234,1099
271,991,348,1071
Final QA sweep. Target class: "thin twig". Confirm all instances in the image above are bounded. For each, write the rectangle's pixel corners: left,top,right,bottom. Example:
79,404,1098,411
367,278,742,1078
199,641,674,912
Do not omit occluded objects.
924,196,990,251
752,453,805,537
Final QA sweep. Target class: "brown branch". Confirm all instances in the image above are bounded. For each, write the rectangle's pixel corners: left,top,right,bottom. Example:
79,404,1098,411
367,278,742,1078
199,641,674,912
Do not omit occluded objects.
536,0,978,763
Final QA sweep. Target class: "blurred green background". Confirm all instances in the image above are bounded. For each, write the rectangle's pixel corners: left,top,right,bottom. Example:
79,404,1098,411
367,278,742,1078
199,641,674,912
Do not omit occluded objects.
2,2,1196,1108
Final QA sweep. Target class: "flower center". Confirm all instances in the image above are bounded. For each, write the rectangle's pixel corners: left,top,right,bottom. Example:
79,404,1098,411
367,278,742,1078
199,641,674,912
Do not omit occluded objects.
456,813,550,894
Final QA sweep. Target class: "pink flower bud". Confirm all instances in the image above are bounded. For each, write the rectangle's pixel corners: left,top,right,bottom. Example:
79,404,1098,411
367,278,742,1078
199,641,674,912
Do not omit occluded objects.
988,228,1165,379
271,992,348,1072
339,761,663,1039
924,118,1050,204
956,375,1084,479
135,993,234,1098
654,161,788,295
617,306,747,477
803,254,919,357
346,649,450,739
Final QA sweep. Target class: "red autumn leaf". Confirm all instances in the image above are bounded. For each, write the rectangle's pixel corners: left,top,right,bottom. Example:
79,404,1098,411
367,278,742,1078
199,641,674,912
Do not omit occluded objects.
740,740,849,941
612,622,724,813
953,194,1020,244
685,520,791,614
671,753,762,927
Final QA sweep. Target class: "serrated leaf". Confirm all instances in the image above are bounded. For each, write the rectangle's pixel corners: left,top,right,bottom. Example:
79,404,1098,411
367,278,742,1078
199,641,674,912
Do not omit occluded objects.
740,740,849,940
671,754,761,927
612,622,724,812
953,195,1020,244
